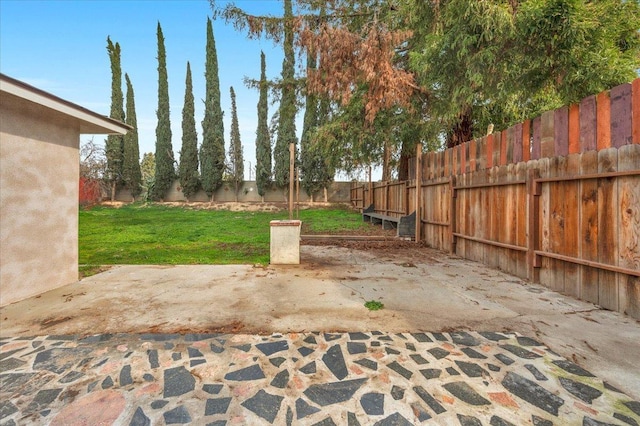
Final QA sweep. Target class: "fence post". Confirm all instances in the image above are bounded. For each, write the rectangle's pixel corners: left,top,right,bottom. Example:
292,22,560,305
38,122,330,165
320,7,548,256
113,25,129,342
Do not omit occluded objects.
368,166,373,208
527,169,541,282
449,176,457,254
385,181,390,215
415,143,422,242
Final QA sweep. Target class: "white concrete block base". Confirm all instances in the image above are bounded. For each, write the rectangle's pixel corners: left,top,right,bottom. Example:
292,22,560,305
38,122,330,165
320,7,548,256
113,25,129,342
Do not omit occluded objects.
270,220,301,265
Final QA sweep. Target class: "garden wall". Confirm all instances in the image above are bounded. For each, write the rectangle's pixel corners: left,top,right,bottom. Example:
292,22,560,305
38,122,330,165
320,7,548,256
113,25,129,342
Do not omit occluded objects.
351,78,640,318
116,180,352,204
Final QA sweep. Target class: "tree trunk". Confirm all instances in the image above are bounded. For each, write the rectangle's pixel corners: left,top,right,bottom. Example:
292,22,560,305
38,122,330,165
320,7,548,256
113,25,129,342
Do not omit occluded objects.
323,187,328,203
397,141,411,181
446,109,473,148
110,181,116,202
382,141,392,182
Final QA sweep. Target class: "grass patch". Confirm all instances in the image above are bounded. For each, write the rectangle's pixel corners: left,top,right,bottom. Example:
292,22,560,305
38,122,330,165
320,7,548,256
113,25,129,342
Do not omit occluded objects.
364,300,385,311
79,204,370,266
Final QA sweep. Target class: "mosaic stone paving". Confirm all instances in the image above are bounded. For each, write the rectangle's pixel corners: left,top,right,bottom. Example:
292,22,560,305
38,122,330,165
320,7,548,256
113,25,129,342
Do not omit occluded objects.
1,332,639,425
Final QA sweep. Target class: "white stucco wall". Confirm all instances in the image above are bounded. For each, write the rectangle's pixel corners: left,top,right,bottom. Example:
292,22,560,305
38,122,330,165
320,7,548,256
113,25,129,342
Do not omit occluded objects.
0,96,80,306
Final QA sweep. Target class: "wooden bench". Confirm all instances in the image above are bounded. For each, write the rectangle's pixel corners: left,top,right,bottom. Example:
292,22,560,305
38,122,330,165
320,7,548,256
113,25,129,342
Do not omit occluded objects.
362,204,416,239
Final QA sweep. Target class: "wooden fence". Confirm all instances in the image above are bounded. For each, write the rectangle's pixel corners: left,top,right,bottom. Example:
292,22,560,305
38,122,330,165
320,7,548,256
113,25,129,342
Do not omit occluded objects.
351,79,640,319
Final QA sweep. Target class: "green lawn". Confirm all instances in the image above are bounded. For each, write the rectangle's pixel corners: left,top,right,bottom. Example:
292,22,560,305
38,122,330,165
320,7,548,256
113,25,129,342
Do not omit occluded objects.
79,204,369,266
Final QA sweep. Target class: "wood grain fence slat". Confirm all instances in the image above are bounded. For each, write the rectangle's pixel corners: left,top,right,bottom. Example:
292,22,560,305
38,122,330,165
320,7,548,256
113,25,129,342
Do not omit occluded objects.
580,95,597,152
569,104,580,154
523,120,531,162
617,144,640,317
610,83,633,147
555,106,569,157
633,79,640,144
532,116,542,160
564,154,581,297
541,111,555,158
597,91,611,150
580,150,600,304
598,148,619,311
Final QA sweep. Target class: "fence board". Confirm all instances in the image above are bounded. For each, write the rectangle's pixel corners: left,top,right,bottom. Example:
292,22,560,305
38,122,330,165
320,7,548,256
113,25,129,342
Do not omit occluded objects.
598,148,619,311
505,164,517,275
539,158,552,289
564,154,581,297
516,162,528,278
500,131,508,166
569,104,580,154
532,116,542,159
514,123,523,163
634,79,640,144
618,144,640,317
597,91,611,150
523,120,531,162
555,106,569,157
580,150,599,304
549,156,566,293
541,111,555,158
610,83,633,147
580,95,597,152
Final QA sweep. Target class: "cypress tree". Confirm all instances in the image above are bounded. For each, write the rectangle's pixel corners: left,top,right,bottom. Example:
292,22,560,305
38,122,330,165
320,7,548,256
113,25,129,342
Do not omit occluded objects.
152,22,174,201
179,62,200,201
255,51,271,198
123,73,142,200
273,0,297,188
200,17,225,201
105,37,125,200
229,86,244,199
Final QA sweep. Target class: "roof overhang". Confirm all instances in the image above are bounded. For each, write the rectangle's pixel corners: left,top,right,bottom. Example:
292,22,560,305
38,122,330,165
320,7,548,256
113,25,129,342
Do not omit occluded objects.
0,73,131,135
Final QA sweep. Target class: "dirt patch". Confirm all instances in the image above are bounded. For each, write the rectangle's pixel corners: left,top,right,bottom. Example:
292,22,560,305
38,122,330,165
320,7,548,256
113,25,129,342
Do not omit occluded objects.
40,316,74,329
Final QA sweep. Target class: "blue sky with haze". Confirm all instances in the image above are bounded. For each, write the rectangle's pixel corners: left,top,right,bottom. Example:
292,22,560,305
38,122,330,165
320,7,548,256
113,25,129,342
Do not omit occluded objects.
0,0,299,180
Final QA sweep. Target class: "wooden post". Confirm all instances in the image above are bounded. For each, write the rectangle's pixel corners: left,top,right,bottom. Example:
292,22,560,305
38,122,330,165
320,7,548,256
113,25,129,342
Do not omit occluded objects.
415,143,422,243
368,165,373,207
289,143,294,220
527,169,541,282
296,166,300,219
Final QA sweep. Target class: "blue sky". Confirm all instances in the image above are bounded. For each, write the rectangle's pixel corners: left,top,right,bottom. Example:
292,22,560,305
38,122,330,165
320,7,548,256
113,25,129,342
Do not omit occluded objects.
0,0,300,180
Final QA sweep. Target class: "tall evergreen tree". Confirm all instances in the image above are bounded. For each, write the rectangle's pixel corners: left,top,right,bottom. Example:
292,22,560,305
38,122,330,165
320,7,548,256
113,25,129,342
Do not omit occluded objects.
179,62,200,201
300,49,320,198
200,17,226,201
228,86,244,199
123,73,142,200
105,37,125,200
273,0,297,188
255,51,271,198
152,22,175,201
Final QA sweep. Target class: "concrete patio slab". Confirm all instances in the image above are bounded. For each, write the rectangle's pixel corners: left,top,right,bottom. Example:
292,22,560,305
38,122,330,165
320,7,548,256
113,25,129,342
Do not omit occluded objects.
1,245,639,406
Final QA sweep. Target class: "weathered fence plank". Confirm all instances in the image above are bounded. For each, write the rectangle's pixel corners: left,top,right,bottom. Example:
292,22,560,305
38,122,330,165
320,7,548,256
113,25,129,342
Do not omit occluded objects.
580,150,600,304
597,91,611,150
633,79,640,144
580,95,597,152
568,104,580,155
597,148,619,311
618,144,640,317
564,154,581,298
610,83,633,147
555,106,569,157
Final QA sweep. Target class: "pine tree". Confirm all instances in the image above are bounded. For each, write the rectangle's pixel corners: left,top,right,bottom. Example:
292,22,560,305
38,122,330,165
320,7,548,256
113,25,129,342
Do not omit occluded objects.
179,62,200,201
105,37,125,200
255,51,271,198
228,86,244,200
200,17,225,201
273,0,297,188
123,73,142,200
152,22,175,201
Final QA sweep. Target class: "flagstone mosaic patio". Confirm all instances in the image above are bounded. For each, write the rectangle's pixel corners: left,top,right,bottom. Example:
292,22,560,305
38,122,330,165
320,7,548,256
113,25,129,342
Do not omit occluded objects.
1,331,638,425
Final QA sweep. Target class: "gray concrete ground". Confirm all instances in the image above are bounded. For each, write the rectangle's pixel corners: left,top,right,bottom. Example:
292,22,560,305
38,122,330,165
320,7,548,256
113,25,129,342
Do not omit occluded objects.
2,245,639,402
